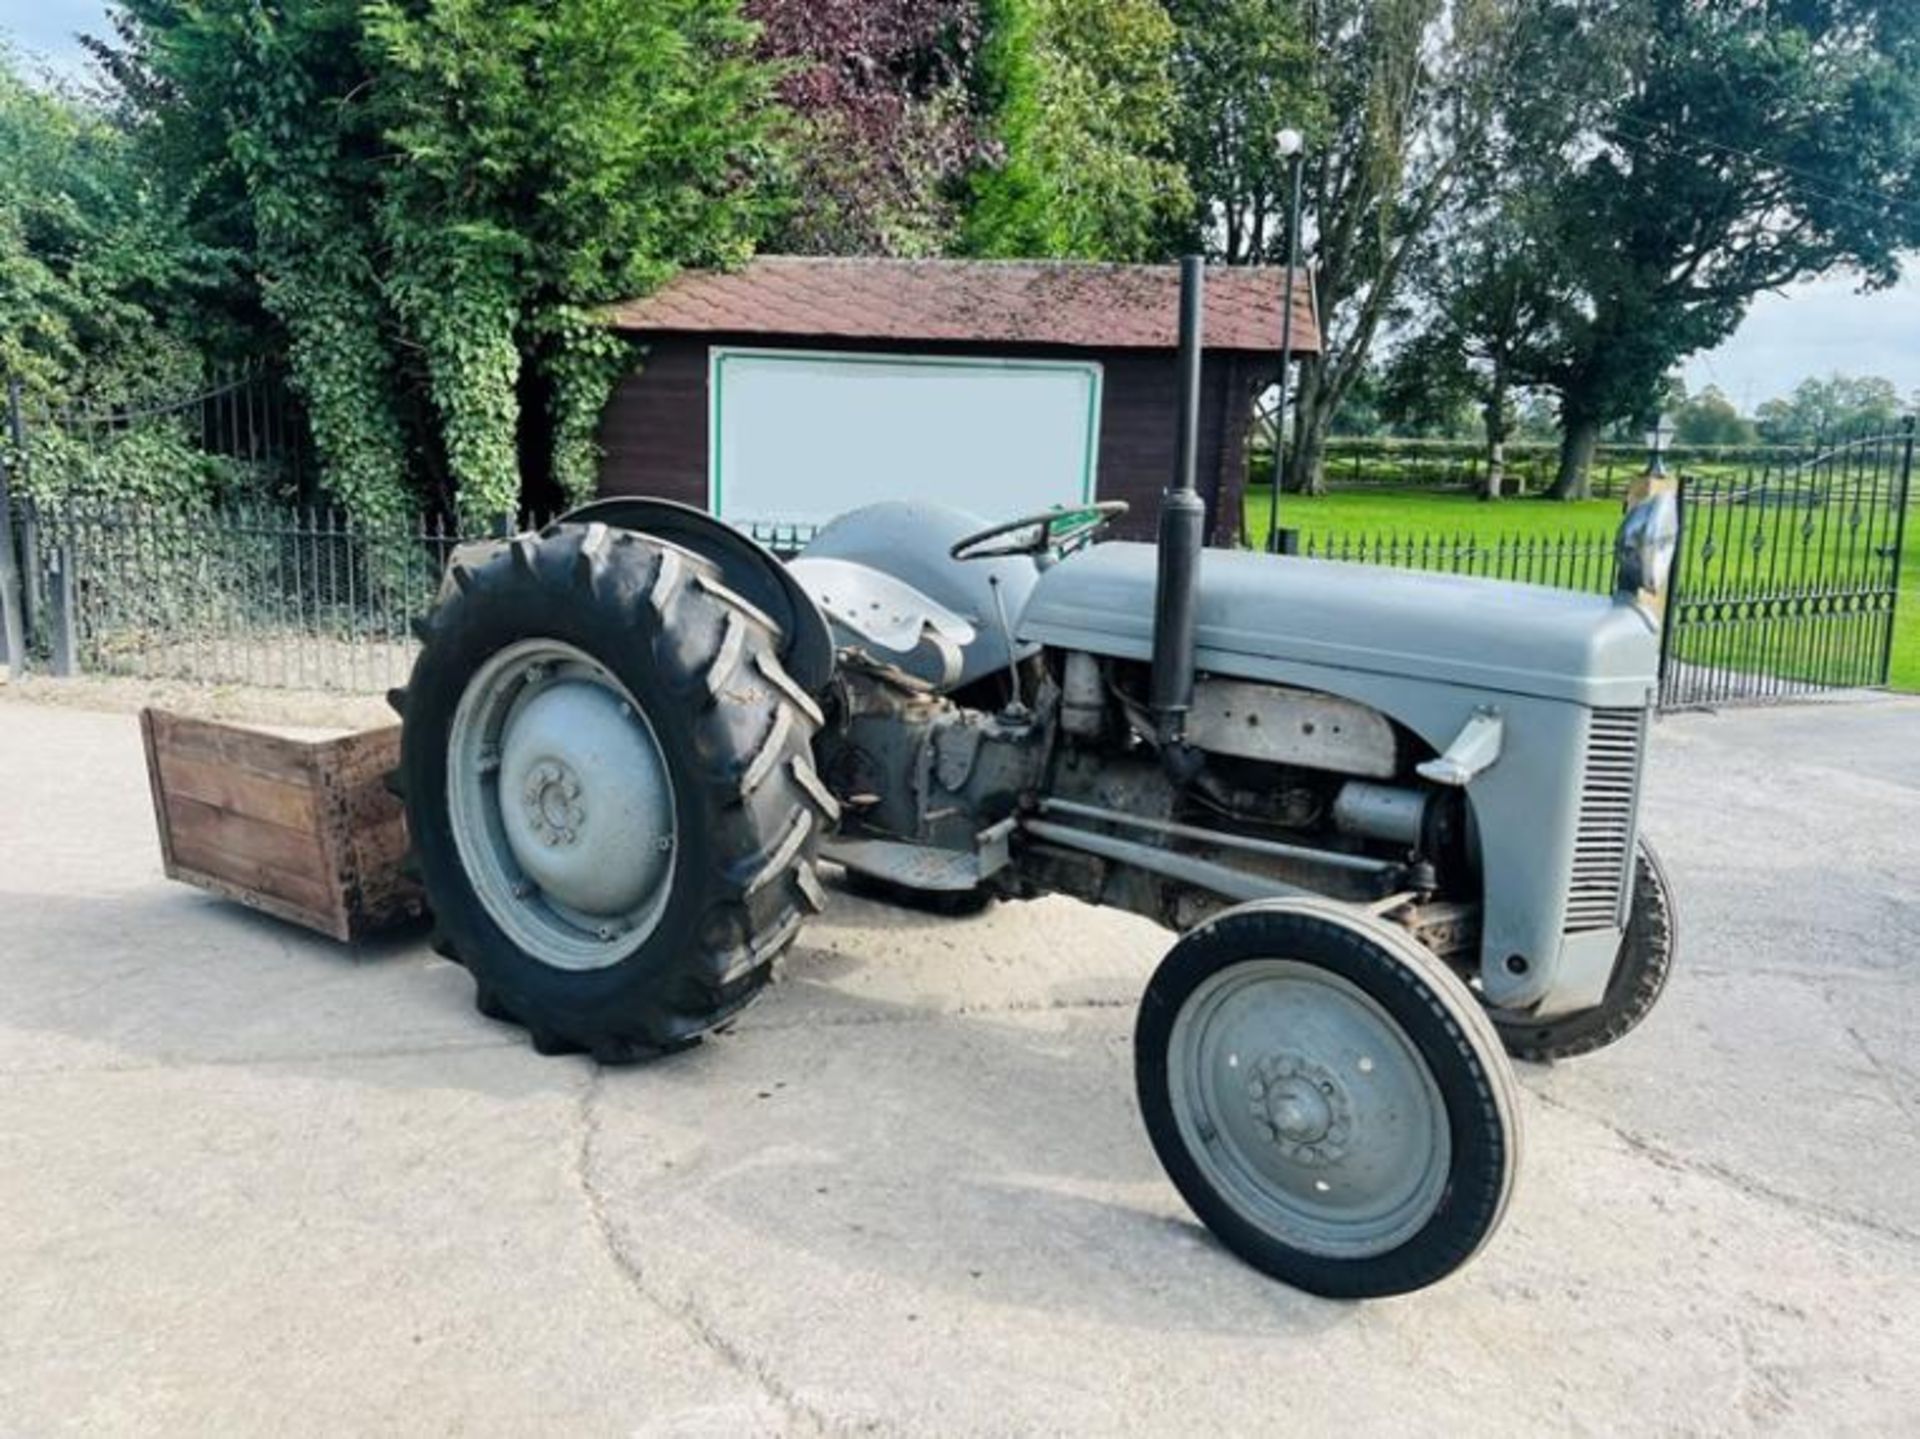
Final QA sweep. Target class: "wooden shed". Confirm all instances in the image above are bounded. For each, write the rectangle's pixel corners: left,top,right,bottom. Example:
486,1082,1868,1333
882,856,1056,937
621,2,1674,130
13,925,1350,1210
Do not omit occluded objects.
594,257,1319,547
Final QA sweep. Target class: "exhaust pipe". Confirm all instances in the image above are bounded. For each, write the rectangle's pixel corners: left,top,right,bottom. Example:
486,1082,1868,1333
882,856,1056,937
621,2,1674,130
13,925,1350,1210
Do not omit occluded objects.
1150,256,1207,754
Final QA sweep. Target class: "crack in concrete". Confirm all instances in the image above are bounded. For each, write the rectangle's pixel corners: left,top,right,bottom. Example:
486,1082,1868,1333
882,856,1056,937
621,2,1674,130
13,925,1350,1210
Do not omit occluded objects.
739,993,1136,1035
1820,988,1920,1141
1532,1090,1920,1248
0,992,1137,1081
569,1068,833,1436
0,1034,522,1081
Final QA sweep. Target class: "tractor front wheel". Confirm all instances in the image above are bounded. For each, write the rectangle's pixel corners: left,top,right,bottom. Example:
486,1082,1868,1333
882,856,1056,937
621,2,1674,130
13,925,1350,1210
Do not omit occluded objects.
1491,839,1678,1063
1135,899,1521,1299
394,522,836,1061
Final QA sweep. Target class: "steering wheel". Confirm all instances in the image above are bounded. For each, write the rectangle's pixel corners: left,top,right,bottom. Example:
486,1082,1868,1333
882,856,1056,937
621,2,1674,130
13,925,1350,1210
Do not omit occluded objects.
949,501,1129,562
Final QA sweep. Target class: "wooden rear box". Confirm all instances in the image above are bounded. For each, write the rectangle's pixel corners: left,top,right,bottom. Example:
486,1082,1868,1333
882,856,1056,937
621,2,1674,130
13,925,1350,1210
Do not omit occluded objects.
140,709,425,942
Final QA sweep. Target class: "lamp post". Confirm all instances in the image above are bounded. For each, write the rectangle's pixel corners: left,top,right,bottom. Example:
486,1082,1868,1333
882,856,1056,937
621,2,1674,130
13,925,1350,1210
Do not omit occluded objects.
1267,127,1306,555
1644,414,1674,478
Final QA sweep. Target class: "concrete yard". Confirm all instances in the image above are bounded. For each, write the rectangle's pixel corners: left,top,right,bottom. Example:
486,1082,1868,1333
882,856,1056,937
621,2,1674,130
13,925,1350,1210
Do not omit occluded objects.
1,693,1916,1435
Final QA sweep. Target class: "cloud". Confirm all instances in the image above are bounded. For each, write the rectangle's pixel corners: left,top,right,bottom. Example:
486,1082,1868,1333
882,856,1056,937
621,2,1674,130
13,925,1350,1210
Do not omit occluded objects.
1684,265,1920,410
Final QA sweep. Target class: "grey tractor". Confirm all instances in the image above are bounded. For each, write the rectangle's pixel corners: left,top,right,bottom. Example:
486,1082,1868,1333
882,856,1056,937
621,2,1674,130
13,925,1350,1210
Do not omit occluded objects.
391,261,1680,1298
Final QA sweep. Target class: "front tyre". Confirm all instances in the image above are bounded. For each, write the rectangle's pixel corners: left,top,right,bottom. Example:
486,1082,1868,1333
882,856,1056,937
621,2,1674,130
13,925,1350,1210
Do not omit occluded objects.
1135,900,1521,1299
396,523,837,1061
1492,839,1677,1062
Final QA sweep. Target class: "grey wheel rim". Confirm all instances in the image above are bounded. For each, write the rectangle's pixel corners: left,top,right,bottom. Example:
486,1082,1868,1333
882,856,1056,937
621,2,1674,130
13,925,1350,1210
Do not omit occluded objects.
1167,959,1451,1259
448,639,677,972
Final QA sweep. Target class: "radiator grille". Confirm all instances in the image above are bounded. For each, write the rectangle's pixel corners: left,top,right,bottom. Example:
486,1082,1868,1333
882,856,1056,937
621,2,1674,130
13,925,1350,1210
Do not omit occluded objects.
1565,708,1645,932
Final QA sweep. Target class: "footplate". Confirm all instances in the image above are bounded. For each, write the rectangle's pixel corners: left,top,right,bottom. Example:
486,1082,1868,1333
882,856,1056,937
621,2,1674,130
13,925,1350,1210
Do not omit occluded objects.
821,818,1014,893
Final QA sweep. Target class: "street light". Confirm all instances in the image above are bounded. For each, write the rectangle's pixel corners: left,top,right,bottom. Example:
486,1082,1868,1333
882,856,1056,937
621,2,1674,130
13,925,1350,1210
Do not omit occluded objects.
1644,415,1674,478
1268,128,1307,555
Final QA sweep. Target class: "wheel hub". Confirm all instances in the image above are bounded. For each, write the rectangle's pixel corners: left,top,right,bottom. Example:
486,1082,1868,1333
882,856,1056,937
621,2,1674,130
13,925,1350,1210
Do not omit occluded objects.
523,760,586,846
1248,1053,1351,1165
447,640,679,972
1168,958,1451,1259
498,680,672,918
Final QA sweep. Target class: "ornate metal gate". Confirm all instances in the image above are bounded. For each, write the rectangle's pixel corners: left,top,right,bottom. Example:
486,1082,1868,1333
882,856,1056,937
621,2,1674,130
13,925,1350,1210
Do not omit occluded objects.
1660,419,1914,708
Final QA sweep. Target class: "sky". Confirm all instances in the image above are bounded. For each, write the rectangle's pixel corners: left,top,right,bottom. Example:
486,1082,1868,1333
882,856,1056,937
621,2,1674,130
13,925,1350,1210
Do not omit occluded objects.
1680,269,1920,410
5,4,101,80
8,2,1920,411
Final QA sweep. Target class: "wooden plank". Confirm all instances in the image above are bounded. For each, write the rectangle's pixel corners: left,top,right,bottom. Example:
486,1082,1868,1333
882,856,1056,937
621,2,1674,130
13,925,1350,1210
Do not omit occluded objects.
164,861,349,943
342,810,410,872
143,709,320,785
168,833,340,928
313,724,403,780
139,710,178,871
164,794,329,881
311,724,423,940
156,751,320,834
343,814,420,927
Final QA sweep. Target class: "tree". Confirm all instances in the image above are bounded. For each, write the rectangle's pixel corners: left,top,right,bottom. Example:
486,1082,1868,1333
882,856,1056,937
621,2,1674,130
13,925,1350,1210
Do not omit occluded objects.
0,47,206,404
1511,390,1559,442
1754,373,1906,446
1275,0,1523,494
108,0,427,524
1509,1,1920,497
964,0,1189,260
364,0,779,518
1165,0,1318,265
1378,333,1480,438
1672,384,1756,448
1387,186,1580,497
747,0,983,257
106,0,780,524
0,48,244,507
1328,364,1388,437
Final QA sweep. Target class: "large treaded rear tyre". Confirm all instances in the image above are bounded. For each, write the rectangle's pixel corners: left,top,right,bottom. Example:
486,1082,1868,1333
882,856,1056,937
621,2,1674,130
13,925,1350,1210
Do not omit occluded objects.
1493,838,1677,1063
394,522,836,1061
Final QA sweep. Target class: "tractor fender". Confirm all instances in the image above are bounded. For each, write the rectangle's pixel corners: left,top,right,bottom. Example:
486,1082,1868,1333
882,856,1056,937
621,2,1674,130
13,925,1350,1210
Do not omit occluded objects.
560,497,834,694
800,501,1044,690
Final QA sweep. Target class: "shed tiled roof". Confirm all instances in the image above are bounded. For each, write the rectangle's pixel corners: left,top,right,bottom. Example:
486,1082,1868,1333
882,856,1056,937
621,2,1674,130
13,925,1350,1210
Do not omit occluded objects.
602,257,1318,354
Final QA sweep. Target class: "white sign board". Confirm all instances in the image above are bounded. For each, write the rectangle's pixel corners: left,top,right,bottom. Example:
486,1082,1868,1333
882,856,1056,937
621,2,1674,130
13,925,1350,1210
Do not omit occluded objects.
709,347,1102,527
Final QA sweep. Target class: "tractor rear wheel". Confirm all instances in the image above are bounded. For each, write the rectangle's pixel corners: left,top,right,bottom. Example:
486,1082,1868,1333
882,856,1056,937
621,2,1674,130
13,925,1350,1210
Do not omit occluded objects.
394,522,836,1061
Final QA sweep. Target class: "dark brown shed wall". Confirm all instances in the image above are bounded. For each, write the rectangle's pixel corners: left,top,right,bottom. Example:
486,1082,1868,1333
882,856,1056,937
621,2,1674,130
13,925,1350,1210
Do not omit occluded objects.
594,333,1273,546
596,338,709,510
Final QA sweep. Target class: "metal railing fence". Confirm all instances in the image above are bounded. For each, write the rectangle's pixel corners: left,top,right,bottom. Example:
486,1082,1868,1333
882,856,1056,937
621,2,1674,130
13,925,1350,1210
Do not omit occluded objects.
13,500,475,693
1294,528,1619,594
7,497,1618,694
9,460,1905,707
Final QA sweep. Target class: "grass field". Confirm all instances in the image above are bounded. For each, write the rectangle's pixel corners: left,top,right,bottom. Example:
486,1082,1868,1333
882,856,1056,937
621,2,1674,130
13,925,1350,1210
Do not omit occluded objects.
1244,486,1918,693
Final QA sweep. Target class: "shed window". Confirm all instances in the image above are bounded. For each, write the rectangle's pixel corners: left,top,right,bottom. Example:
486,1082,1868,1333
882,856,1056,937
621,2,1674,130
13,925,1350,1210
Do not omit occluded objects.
709,347,1102,528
